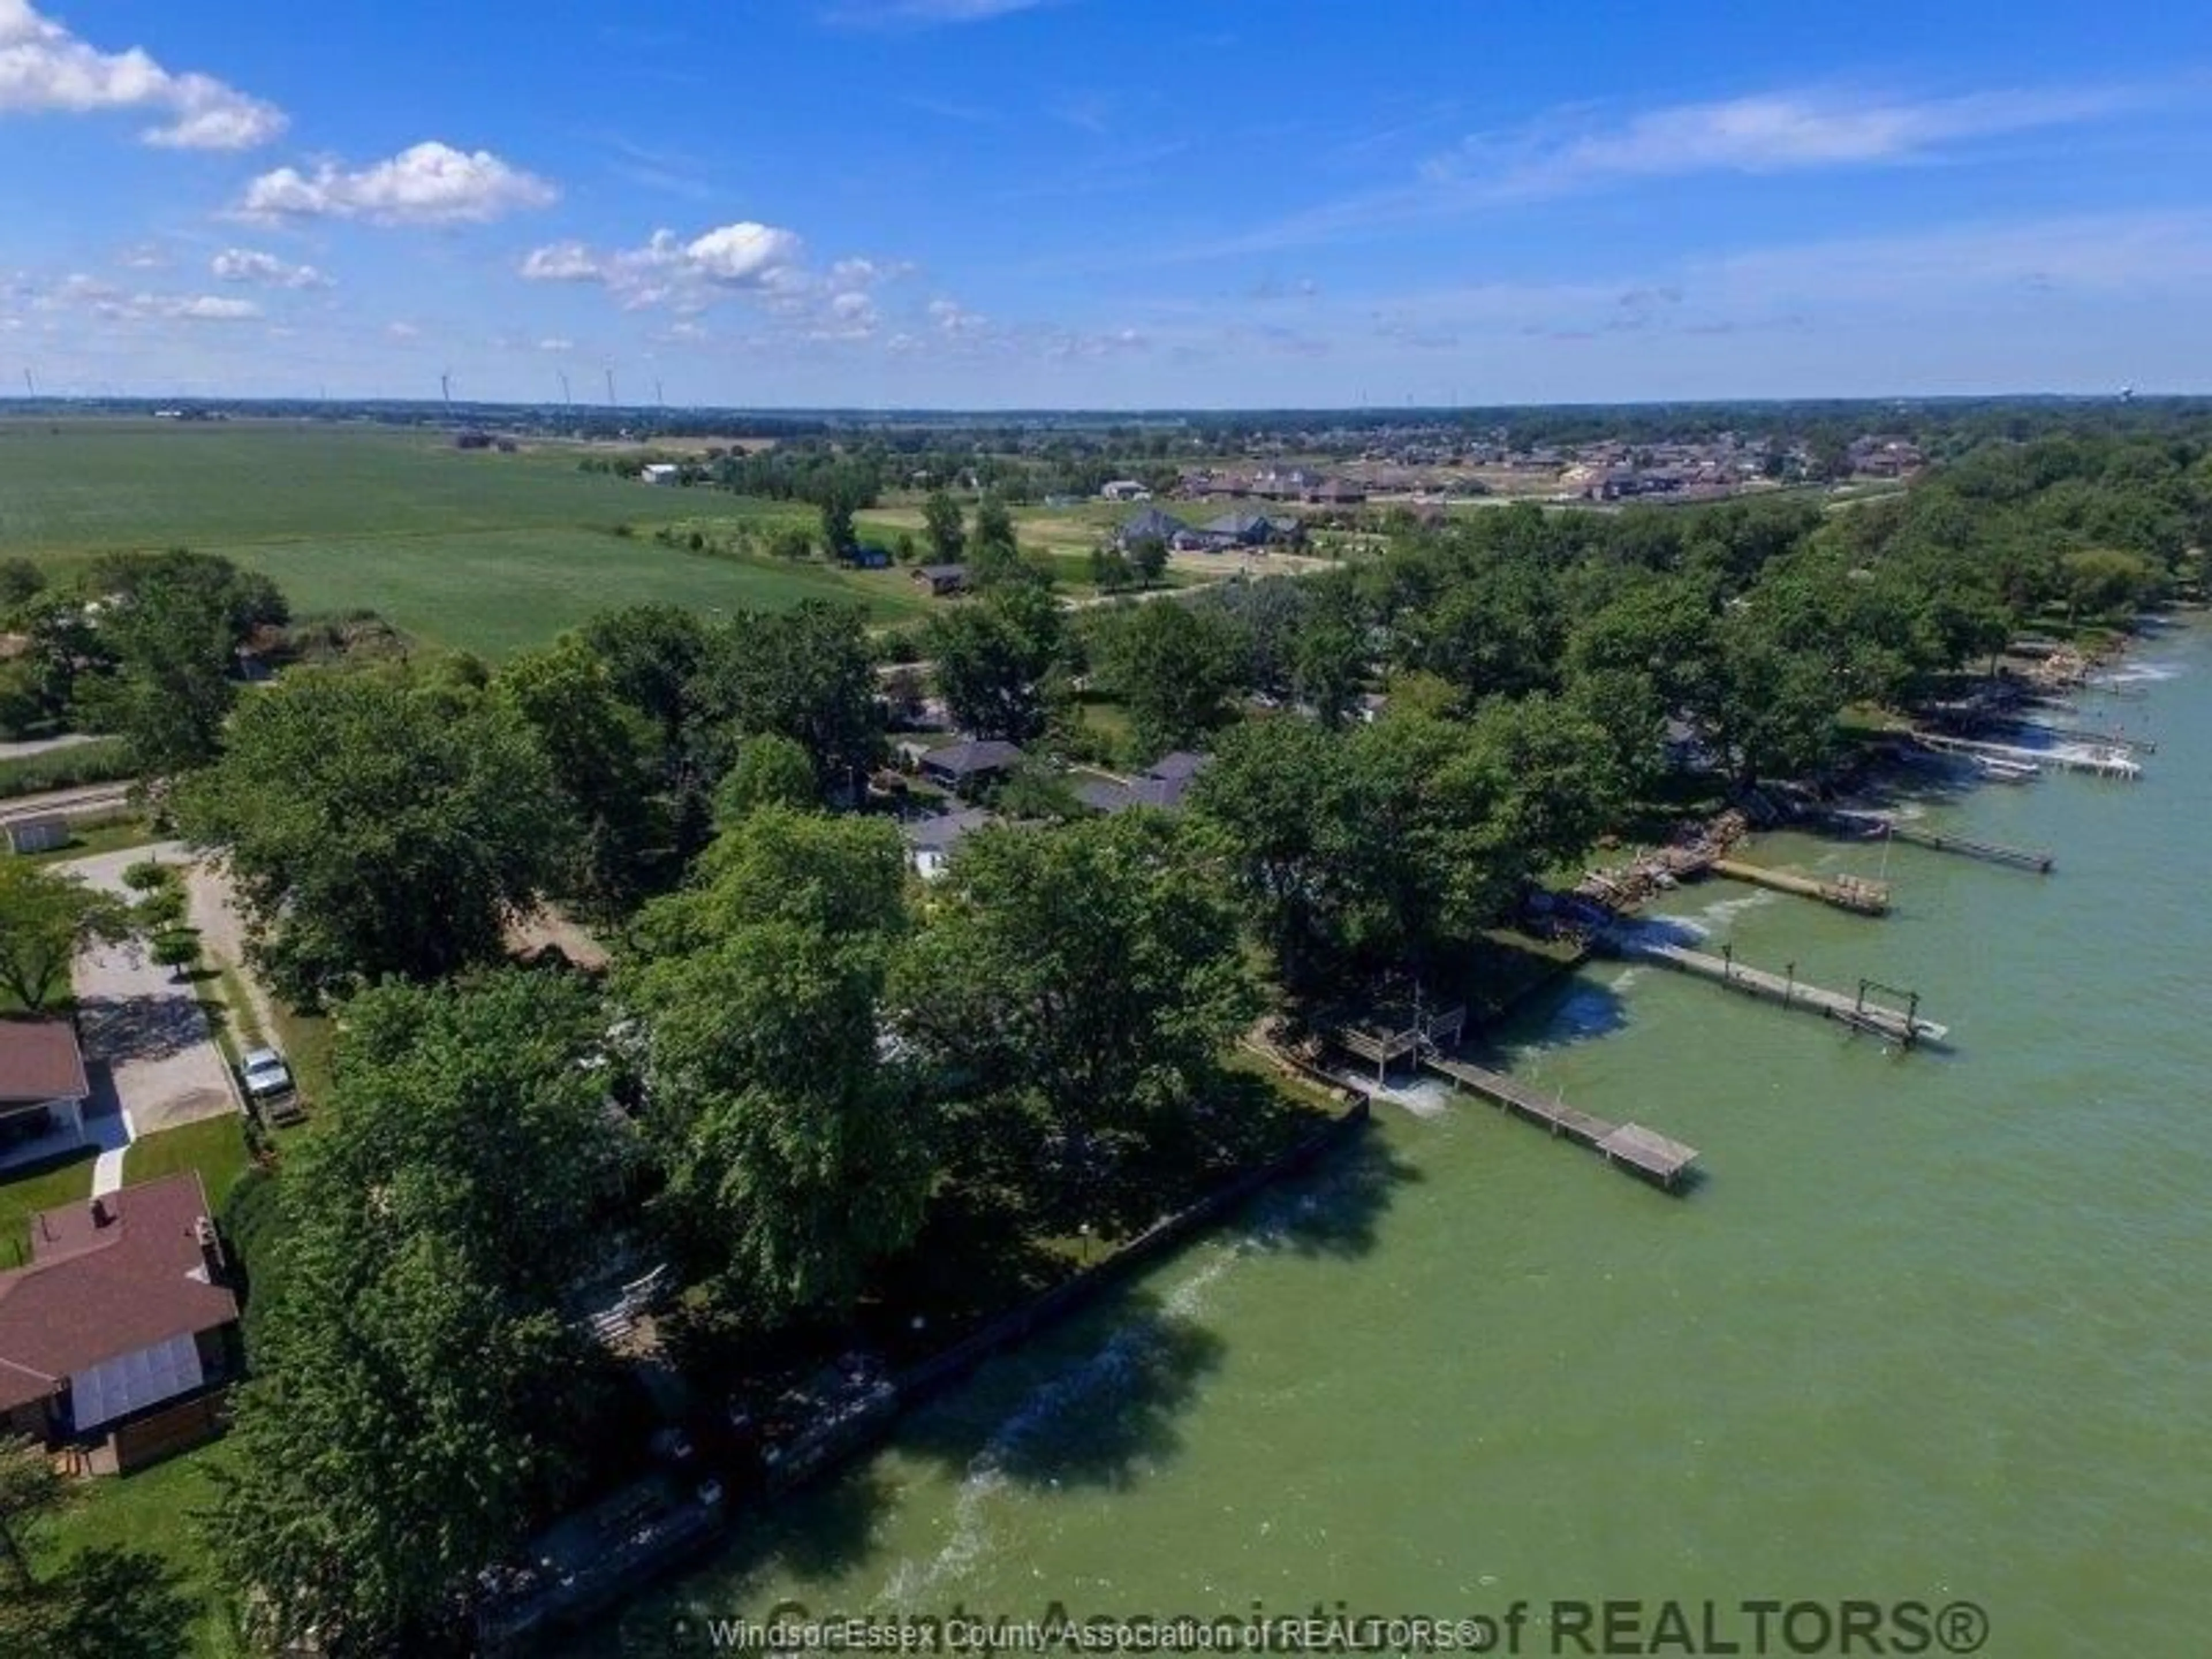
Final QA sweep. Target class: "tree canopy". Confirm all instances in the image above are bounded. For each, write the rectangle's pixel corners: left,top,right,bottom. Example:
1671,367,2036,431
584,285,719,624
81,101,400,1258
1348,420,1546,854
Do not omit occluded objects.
891,812,1258,1230
622,805,930,1323
175,669,566,1003
207,971,626,1656
0,862,132,1012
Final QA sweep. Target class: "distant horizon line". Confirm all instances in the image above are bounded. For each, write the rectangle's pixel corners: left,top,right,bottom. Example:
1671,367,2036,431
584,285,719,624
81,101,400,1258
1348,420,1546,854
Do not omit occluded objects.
0,390,2191,421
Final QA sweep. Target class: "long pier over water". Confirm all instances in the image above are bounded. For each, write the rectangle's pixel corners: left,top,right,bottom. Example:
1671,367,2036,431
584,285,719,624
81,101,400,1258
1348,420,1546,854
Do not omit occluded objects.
1609,933,1949,1047
1331,1012,1700,1191
1820,810,2055,874
1418,1055,1700,1191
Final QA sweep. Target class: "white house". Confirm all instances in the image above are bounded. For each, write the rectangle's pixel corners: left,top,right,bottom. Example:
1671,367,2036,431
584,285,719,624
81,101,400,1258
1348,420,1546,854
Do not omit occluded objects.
900,808,993,881
1099,479,1152,502
0,1020,91,1163
639,463,681,486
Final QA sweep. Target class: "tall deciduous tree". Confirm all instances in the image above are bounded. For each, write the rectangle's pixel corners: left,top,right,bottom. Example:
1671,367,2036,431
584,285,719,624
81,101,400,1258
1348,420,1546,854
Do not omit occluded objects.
207,972,624,1656
712,732,819,824
892,812,1258,1229
175,671,565,1003
0,862,131,1011
495,637,668,912
923,581,1064,741
75,551,248,777
1187,717,1357,993
1094,600,1243,759
921,491,967,563
622,807,929,1321
688,602,881,800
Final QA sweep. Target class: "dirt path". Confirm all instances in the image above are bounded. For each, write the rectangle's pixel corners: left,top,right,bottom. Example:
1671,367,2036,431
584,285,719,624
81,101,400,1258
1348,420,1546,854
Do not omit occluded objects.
183,857,285,1047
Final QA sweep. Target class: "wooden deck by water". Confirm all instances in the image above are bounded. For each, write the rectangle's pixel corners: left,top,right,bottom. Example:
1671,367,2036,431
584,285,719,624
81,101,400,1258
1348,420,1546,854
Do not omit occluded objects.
1709,856,1890,915
1417,1055,1700,1190
1612,934,1949,1047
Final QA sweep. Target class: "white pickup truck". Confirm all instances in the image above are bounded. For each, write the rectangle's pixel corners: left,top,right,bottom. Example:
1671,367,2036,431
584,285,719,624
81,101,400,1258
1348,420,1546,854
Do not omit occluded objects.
240,1047,304,1124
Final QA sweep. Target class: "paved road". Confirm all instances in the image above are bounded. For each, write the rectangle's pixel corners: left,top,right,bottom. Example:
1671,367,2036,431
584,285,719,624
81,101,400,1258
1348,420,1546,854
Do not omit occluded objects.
0,781,135,824
60,843,241,1190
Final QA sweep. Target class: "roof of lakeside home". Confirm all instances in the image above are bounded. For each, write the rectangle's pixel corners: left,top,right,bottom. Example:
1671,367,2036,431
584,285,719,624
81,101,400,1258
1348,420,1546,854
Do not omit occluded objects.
1076,751,1212,813
921,738,1024,777
900,807,995,854
1146,751,1211,783
1116,507,1189,542
0,1172,238,1414
0,1019,90,1105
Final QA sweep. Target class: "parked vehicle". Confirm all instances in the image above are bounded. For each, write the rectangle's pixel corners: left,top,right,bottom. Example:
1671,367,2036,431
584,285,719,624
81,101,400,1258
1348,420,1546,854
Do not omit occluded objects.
240,1047,304,1124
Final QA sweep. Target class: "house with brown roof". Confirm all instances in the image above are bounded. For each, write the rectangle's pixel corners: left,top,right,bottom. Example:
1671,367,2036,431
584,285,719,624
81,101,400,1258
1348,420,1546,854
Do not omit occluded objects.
0,1018,92,1160
0,1172,242,1472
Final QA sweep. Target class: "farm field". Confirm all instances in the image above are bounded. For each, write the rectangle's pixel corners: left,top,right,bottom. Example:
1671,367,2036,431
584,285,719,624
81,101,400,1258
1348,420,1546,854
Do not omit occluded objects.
240,528,929,656
0,420,933,654
0,419,645,553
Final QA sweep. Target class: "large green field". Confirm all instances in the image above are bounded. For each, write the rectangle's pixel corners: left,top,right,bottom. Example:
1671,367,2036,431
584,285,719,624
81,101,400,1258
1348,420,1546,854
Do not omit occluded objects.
0,420,927,656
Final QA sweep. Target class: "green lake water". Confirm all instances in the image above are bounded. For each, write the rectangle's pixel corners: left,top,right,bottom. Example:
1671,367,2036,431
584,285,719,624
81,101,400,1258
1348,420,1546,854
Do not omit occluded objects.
574,624,2211,1658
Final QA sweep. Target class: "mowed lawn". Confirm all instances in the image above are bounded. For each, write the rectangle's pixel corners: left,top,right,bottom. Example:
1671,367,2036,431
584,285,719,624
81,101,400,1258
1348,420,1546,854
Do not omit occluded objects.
0,420,931,655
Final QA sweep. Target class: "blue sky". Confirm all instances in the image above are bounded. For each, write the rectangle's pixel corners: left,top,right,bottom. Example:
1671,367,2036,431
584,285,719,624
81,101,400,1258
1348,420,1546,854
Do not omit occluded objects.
5,0,2211,407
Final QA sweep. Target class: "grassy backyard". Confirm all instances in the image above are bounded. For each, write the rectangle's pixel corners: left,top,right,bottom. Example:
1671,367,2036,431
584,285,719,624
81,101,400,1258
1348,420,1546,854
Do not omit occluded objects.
0,1145,98,1268
40,1442,243,1658
122,1114,254,1208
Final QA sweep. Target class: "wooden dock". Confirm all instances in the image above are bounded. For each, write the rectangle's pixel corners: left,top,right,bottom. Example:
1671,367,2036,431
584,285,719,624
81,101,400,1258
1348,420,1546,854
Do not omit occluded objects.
1709,856,1889,915
1914,730,2140,780
1981,714,2154,754
1334,1005,1467,1084
1823,811,2054,874
1611,934,1949,1047
1417,1055,1699,1191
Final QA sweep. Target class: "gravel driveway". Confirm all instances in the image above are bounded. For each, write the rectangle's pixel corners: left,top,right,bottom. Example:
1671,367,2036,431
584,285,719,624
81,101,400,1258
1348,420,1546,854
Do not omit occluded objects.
60,844,241,1163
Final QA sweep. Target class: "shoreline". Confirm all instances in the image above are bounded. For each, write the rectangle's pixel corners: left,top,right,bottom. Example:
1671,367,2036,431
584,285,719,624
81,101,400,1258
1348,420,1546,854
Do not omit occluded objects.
499,612,2179,1654
480,1098,1373,1654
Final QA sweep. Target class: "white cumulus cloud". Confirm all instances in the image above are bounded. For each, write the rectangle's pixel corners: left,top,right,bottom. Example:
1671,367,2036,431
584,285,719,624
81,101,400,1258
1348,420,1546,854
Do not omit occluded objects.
236,141,558,226
0,0,285,149
211,248,332,289
520,221,807,307
518,241,601,282
684,222,805,285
